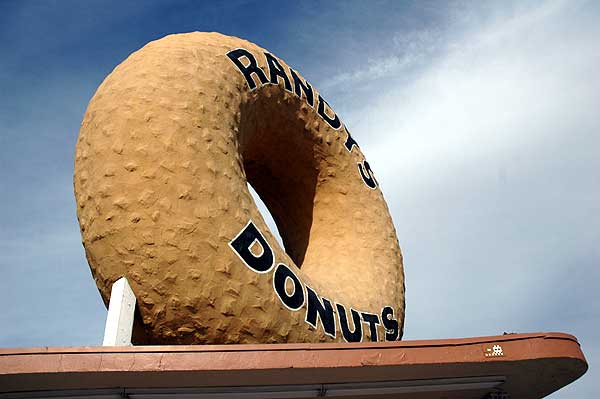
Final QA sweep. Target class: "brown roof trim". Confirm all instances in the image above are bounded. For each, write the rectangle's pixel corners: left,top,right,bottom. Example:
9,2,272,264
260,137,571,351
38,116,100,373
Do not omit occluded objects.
0,332,587,399
0,331,580,355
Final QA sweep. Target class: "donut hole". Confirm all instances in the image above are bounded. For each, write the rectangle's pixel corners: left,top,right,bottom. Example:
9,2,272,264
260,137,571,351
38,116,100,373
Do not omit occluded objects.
247,182,284,249
240,86,319,268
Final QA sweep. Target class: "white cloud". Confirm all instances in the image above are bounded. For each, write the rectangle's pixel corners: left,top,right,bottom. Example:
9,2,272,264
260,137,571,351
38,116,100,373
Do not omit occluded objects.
323,2,599,396
322,28,444,90
351,0,599,171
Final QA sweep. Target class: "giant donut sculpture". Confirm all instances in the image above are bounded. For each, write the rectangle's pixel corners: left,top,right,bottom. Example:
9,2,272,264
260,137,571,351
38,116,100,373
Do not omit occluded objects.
75,32,404,344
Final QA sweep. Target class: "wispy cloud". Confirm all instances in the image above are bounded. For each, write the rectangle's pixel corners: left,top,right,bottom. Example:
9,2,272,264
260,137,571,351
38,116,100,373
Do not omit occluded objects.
321,28,444,90
321,2,599,396
350,0,599,168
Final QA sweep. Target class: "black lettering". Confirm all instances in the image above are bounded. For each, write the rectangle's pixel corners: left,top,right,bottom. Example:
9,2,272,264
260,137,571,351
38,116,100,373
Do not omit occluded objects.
264,53,292,92
336,304,362,342
344,126,359,152
317,95,342,130
305,286,336,338
226,48,269,90
361,312,381,342
381,306,399,341
290,69,314,107
229,221,274,273
273,263,304,310
358,160,377,189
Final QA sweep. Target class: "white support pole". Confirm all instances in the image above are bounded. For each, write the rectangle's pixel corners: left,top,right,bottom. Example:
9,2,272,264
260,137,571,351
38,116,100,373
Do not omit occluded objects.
102,277,136,346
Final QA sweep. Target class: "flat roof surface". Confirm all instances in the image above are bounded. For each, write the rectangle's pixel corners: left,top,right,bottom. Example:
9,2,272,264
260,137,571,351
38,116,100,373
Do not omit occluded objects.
0,332,587,399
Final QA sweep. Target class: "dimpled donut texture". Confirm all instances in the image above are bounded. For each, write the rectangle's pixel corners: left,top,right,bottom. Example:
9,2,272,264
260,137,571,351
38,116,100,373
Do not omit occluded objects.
74,32,404,344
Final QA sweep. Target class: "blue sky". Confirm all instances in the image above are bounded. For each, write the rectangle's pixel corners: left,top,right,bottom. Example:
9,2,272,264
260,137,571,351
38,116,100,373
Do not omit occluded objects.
0,1,598,397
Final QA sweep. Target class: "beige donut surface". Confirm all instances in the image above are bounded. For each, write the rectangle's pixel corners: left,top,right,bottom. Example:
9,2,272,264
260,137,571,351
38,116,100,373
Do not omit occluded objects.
74,32,404,344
